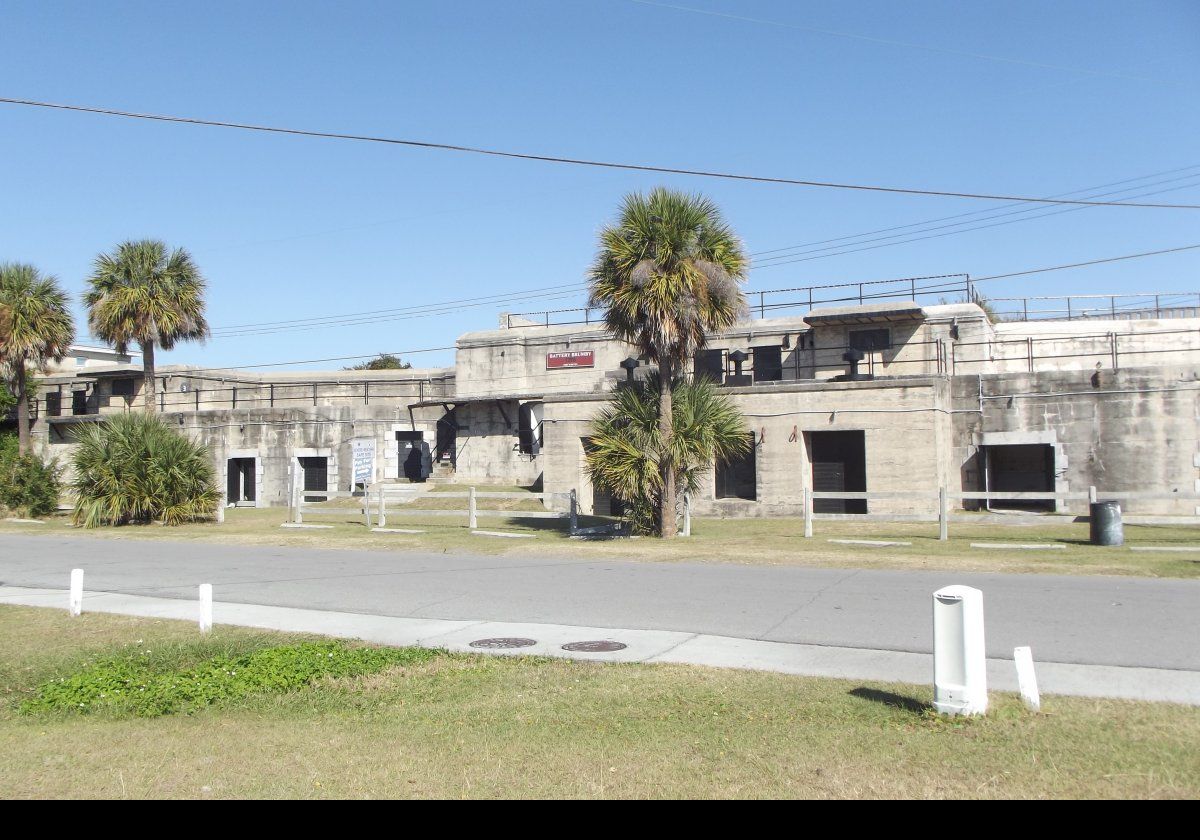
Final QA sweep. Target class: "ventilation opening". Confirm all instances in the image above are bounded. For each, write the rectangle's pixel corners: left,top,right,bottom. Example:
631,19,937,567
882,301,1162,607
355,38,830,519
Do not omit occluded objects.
984,444,1055,512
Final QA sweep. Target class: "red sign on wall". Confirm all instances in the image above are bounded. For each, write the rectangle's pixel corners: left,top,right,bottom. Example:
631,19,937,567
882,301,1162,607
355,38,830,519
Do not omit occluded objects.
546,350,595,369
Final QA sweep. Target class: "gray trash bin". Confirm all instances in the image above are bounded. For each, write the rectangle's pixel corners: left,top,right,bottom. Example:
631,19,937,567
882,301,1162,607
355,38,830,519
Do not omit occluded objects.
1090,500,1124,546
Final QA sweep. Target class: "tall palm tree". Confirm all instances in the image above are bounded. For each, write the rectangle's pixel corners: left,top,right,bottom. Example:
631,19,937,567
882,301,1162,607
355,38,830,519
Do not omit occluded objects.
588,188,748,537
84,240,210,413
0,264,75,454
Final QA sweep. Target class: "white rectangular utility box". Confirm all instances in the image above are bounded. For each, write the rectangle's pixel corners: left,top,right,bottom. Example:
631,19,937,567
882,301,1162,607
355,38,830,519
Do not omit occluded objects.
932,585,988,716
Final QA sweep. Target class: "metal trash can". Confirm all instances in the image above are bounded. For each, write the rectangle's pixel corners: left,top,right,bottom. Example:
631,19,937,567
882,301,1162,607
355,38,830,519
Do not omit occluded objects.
1090,500,1124,546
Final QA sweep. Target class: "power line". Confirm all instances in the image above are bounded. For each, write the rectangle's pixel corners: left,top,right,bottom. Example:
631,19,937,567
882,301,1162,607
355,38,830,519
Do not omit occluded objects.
625,0,1157,83
750,179,1200,269
973,243,1200,282
4,96,1199,209
749,164,1200,261
166,243,1200,373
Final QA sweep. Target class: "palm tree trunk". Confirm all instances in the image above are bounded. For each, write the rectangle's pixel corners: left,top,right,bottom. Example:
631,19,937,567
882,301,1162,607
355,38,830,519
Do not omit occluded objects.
15,360,30,456
658,356,677,538
142,340,157,413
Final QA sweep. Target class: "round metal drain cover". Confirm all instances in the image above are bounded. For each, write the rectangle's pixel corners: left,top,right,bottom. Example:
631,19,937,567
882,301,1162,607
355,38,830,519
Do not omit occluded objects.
562,640,627,653
469,637,538,649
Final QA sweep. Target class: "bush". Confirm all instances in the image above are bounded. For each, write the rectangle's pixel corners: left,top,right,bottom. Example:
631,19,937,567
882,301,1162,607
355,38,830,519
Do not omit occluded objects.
0,432,61,518
69,412,220,527
21,640,442,717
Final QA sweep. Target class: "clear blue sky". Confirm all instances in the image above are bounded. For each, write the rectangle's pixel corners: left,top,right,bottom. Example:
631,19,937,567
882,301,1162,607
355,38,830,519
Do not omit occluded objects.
2,0,1197,370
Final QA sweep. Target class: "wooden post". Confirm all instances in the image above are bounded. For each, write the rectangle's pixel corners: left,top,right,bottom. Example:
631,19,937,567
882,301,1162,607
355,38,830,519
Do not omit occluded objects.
569,489,578,533
804,487,815,537
287,463,297,523
469,486,478,529
938,486,949,542
377,483,386,528
682,492,691,537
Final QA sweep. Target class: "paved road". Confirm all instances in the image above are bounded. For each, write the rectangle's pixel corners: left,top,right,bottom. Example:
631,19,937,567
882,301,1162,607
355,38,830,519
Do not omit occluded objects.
1,535,1196,670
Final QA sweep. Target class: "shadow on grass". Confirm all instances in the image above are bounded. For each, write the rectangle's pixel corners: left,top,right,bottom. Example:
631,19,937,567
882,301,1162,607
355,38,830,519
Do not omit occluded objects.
849,687,932,715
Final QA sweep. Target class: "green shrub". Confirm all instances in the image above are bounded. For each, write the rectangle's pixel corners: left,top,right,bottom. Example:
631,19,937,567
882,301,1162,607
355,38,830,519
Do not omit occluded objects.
69,412,220,527
21,640,442,717
0,432,61,518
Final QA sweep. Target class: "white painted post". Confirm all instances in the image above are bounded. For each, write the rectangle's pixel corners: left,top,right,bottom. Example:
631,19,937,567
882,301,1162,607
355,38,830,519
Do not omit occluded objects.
932,585,988,716
1013,646,1041,712
68,568,83,617
287,463,297,523
682,492,691,537
1088,485,1098,504
468,486,478,529
803,487,813,538
216,484,225,524
377,483,386,528
198,584,213,633
938,486,949,542
293,473,304,525
569,489,577,533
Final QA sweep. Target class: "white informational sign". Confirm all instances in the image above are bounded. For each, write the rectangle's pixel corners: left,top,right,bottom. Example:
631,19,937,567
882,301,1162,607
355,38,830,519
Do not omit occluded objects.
351,438,376,486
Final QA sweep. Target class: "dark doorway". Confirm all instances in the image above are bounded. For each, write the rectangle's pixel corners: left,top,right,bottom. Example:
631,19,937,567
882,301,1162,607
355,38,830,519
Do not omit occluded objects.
298,456,328,502
808,430,867,513
227,458,256,505
716,433,757,500
397,431,428,482
985,444,1055,511
435,412,457,468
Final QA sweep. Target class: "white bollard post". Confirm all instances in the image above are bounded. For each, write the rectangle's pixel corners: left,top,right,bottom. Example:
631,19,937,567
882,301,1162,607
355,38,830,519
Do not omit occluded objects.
682,492,691,537
216,487,225,524
938,486,949,542
199,584,213,633
287,463,297,523
569,489,577,533
932,585,988,716
1088,485,1098,505
804,488,814,538
377,483,386,528
468,486,478,529
69,568,84,617
1013,646,1041,712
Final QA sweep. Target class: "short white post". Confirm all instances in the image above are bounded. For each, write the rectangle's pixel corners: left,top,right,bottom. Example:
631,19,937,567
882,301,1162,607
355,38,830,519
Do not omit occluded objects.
569,489,577,533
377,483,386,528
468,486,478,529
68,568,84,617
932,585,988,716
803,487,813,538
1013,646,1041,712
938,486,949,542
1088,485,1098,504
682,492,691,537
216,486,225,524
198,584,213,633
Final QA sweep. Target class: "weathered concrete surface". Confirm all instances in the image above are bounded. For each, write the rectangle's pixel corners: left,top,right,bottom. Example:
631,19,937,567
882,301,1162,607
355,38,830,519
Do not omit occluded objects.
1,535,1196,672
3,585,1196,704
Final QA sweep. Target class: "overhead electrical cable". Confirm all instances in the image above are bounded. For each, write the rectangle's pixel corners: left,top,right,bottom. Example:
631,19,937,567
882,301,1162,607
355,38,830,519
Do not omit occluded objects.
3,96,1199,209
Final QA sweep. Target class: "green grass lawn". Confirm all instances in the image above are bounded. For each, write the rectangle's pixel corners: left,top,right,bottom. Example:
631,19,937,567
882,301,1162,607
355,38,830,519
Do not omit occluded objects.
4,505,1198,578
1,606,1197,799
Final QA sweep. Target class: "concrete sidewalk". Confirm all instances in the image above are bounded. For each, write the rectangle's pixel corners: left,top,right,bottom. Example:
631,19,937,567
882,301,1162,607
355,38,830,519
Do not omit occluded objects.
3,585,1197,706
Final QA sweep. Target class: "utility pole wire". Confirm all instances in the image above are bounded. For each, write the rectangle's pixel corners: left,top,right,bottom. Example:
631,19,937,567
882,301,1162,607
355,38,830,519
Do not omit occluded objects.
3,96,1199,209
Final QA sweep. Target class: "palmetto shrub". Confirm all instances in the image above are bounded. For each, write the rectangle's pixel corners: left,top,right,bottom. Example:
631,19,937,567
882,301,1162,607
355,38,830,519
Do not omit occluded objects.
584,375,749,535
70,413,219,527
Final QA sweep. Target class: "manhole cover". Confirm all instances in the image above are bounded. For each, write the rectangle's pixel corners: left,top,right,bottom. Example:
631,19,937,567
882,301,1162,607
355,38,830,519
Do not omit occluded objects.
562,640,627,653
469,637,538,649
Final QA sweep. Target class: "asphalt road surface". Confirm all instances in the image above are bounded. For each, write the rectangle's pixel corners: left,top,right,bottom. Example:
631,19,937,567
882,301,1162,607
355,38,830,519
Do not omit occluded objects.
1,535,1196,671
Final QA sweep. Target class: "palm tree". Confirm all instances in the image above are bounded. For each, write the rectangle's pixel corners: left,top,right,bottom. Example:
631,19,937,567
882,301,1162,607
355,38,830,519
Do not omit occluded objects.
587,188,748,537
585,375,750,535
0,264,75,454
84,240,210,413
